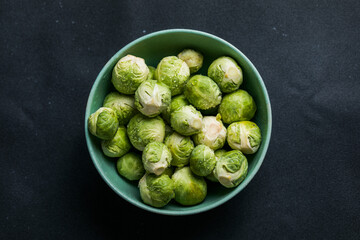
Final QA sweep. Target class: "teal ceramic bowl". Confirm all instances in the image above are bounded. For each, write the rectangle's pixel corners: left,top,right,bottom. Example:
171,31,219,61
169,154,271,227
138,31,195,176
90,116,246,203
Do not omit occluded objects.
85,29,272,215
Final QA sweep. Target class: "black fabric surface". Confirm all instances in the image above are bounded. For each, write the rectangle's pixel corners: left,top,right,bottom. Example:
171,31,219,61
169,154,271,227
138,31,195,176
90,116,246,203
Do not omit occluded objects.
1,0,359,239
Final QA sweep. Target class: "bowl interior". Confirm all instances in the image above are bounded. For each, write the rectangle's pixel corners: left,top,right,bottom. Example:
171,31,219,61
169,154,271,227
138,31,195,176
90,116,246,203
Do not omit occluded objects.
85,29,271,215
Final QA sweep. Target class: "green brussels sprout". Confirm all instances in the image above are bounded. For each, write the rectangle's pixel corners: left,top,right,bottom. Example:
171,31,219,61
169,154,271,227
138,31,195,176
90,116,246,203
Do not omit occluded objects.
215,149,228,159
164,124,174,138
134,80,171,117
139,173,175,208
88,107,119,140
101,126,131,158
103,92,137,125
189,145,216,176
127,114,165,151
147,66,156,80
208,56,243,93
170,105,203,136
111,55,149,94
206,149,227,182
218,89,257,124
205,172,218,182
177,49,203,74
214,150,248,188
183,75,222,110
165,132,194,167
142,142,172,175
116,152,144,181
227,121,262,154
193,114,227,150
162,94,189,123
172,167,207,206
155,56,190,96
162,167,174,178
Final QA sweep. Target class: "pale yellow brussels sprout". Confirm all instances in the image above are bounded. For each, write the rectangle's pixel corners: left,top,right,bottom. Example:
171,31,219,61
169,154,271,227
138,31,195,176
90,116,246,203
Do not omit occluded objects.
206,149,227,182
88,107,119,140
227,121,262,154
178,49,203,74
170,105,203,136
214,150,248,188
162,94,189,123
184,75,222,110
189,145,216,176
165,132,194,167
134,80,171,117
103,92,137,125
127,114,165,151
116,152,144,181
147,66,156,80
111,55,149,94
142,142,172,175
193,114,227,150
155,56,190,96
218,89,257,124
172,167,207,206
139,173,175,208
101,126,131,157
208,56,243,93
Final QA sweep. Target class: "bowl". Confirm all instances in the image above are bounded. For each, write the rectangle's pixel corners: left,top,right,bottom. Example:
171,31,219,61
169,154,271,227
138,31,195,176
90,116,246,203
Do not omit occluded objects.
85,29,272,215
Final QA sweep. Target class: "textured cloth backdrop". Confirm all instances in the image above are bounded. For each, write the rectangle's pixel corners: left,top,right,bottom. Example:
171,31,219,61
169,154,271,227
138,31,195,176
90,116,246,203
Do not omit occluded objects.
0,0,359,239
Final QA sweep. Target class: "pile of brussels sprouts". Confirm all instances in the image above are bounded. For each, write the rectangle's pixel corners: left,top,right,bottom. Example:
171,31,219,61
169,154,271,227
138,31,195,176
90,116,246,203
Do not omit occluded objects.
88,49,262,208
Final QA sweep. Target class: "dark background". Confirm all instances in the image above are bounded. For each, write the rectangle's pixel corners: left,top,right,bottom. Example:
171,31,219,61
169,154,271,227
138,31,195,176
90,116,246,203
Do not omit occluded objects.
1,0,359,239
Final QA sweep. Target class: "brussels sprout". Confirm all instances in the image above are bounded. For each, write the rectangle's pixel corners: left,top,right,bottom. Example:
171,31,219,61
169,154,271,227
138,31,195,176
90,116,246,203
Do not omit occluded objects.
142,142,172,175
103,92,137,125
162,167,174,178
172,167,207,206
155,56,190,96
116,152,144,181
139,173,175,208
215,149,228,159
208,56,243,93
184,75,222,110
134,80,171,117
147,66,156,80
205,172,218,182
111,55,149,94
205,149,228,182
165,132,194,167
214,150,248,188
170,105,203,136
177,49,203,74
189,145,216,176
101,126,131,158
227,121,262,154
162,94,189,123
193,114,227,150
88,107,119,140
218,89,257,124
164,124,173,138
127,114,165,151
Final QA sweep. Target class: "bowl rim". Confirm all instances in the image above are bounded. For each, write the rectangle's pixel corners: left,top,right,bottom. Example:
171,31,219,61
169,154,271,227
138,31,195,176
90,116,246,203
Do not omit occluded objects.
85,28,272,216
